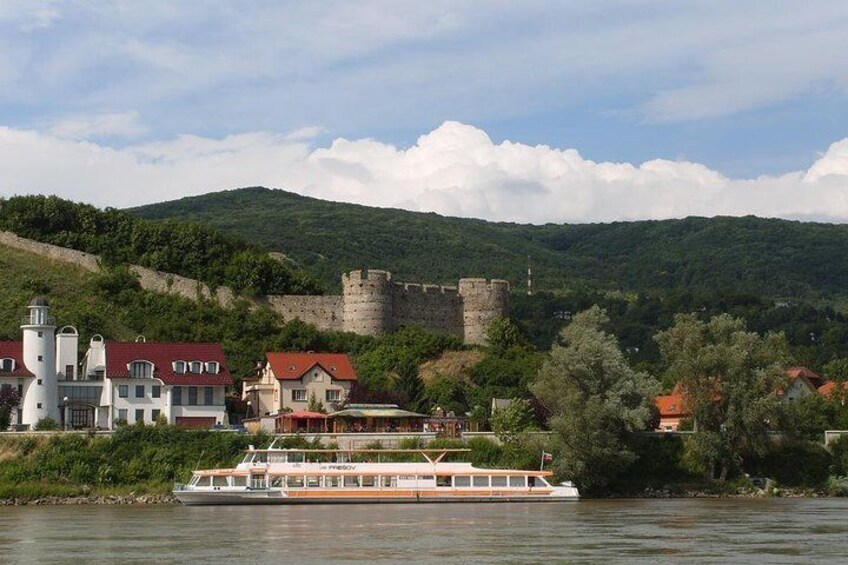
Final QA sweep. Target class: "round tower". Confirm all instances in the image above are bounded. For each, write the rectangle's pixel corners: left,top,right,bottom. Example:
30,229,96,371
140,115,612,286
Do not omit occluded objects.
342,269,394,336
458,278,511,345
20,296,59,426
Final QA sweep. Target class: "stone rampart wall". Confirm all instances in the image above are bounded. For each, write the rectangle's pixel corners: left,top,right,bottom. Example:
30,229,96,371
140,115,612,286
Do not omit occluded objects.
390,283,464,337
0,232,509,343
265,295,344,330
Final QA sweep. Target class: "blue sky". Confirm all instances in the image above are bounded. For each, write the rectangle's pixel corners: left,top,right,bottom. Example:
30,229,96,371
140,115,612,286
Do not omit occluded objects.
0,1,847,223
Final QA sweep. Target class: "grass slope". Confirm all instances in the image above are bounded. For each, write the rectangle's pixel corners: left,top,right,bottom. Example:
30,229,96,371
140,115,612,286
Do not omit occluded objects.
130,187,848,301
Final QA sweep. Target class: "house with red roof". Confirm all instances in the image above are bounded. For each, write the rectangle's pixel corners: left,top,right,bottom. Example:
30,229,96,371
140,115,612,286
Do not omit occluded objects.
818,380,848,405
1,297,233,430
81,336,232,429
783,366,823,402
242,352,357,417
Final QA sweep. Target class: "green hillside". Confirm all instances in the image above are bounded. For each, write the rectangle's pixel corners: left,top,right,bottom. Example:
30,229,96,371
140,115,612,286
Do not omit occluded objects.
130,187,848,300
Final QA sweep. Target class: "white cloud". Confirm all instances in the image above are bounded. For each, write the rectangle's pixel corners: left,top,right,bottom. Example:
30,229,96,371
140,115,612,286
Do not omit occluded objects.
0,121,847,224
48,111,146,141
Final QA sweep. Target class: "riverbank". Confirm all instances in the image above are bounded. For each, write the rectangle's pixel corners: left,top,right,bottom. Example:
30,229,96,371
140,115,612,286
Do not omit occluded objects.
1,493,176,506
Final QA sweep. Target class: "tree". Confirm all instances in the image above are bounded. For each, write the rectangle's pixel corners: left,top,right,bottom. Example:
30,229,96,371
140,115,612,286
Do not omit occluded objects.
531,306,660,493
486,317,529,354
0,384,21,431
490,398,536,445
655,313,788,481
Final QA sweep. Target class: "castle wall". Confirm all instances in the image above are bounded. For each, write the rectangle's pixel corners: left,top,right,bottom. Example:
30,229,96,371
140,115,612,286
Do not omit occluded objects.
265,295,344,330
391,283,464,337
0,232,510,344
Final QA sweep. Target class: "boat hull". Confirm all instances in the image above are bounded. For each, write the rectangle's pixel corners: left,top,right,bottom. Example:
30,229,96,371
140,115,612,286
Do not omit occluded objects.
173,489,579,506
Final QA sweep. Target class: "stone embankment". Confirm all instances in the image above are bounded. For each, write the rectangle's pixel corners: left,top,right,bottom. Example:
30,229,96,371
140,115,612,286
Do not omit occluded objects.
1,493,177,506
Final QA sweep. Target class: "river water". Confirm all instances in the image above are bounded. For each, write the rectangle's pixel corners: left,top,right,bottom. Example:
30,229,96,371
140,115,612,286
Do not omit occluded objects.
1,499,847,564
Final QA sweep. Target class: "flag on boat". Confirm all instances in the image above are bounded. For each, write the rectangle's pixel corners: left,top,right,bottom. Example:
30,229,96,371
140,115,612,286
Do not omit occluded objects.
542,452,553,462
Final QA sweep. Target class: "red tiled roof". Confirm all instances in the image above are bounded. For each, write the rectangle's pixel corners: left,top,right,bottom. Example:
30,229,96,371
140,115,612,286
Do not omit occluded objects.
266,352,357,381
105,342,232,386
818,380,848,398
654,393,689,418
786,366,822,386
0,341,34,377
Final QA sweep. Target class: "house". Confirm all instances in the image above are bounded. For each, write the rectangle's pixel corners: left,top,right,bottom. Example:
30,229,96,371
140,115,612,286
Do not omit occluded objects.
818,380,848,405
242,352,356,417
0,296,232,430
654,366,826,431
80,337,232,429
654,384,689,432
783,366,823,402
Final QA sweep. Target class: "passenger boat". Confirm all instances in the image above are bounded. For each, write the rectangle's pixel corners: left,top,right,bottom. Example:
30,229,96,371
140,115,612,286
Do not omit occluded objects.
173,443,579,505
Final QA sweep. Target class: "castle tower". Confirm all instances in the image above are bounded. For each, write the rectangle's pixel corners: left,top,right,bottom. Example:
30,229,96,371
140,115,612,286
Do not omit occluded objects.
20,296,59,426
342,269,394,336
458,278,511,345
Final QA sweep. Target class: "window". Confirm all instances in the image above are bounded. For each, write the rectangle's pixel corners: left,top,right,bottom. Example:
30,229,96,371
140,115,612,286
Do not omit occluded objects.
491,476,507,487
343,476,360,488
189,361,203,374
292,389,307,402
188,386,198,406
172,361,186,374
436,476,451,487
65,364,74,379
118,408,127,422
204,387,214,406
135,385,145,398
37,379,42,385
37,355,43,362
231,476,247,487
213,476,228,487
152,409,161,421
37,403,42,409
362,475,376,487
313,371,323,382
0,358,15,372
129,361,153,379
172,386,182,406
37,331,43,338
509,476,526,488
472,476,489,487
152,385,161,398
205,361,219,374
325,389,341,403
454,476,471,487
325,476,341,488
118,384,128,398
135,409,144,423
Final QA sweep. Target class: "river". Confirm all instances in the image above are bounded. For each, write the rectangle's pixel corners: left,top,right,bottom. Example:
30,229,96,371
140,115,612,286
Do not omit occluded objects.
1,499,847,563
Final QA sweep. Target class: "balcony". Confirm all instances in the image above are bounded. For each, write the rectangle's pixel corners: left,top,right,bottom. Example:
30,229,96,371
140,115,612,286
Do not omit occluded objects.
21,315,56,326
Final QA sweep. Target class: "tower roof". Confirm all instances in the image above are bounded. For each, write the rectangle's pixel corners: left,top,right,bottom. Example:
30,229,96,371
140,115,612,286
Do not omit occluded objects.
29,296,49,307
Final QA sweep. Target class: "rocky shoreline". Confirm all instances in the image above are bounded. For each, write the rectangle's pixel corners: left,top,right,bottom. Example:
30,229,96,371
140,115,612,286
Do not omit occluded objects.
1,493,177,506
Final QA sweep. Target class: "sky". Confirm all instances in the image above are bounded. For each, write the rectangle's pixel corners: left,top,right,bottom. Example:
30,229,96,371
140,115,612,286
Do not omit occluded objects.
0,1,847,224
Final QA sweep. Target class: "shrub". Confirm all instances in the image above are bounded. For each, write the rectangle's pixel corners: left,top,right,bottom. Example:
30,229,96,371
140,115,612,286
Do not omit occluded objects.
33,417,61,431
829,435,848,477
745,440,832,488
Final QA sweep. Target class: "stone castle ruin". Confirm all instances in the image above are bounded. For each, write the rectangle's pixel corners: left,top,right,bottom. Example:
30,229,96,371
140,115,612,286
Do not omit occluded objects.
0,232,509,344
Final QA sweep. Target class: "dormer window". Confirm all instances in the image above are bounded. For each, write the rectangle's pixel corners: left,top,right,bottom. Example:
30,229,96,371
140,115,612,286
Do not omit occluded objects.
189,361,203,374
172,361,186,374
0,358,15,372
128,360,154,379
205,361,219,374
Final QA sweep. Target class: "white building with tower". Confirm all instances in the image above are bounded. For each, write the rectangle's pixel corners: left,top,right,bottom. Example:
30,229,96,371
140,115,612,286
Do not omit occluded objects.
0,297,232,430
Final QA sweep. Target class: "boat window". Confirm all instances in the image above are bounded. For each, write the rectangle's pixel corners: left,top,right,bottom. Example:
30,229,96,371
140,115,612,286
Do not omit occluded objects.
453,476,471,487
190,474,200,486
288,452,305,463
287,476,305,488
231,476,247,487
270,477,283,488
419,475,434,482
325,476,341,488
382,476,395,488
306,476,321,488
196,476,211,487
212,476,228,487
268,453,287,463
472,476,489,487
362,475,376,487
255,453,268,464
436,476,452,487
535,477,549,487
344,476,361,488
491,476,507,487
509,476,525,488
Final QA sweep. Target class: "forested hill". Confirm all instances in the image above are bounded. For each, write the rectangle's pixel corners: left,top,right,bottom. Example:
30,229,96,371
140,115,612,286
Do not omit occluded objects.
131,187,848,301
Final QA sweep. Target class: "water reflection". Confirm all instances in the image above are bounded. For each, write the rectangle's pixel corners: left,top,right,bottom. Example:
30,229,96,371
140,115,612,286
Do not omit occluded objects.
1,499,847,564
